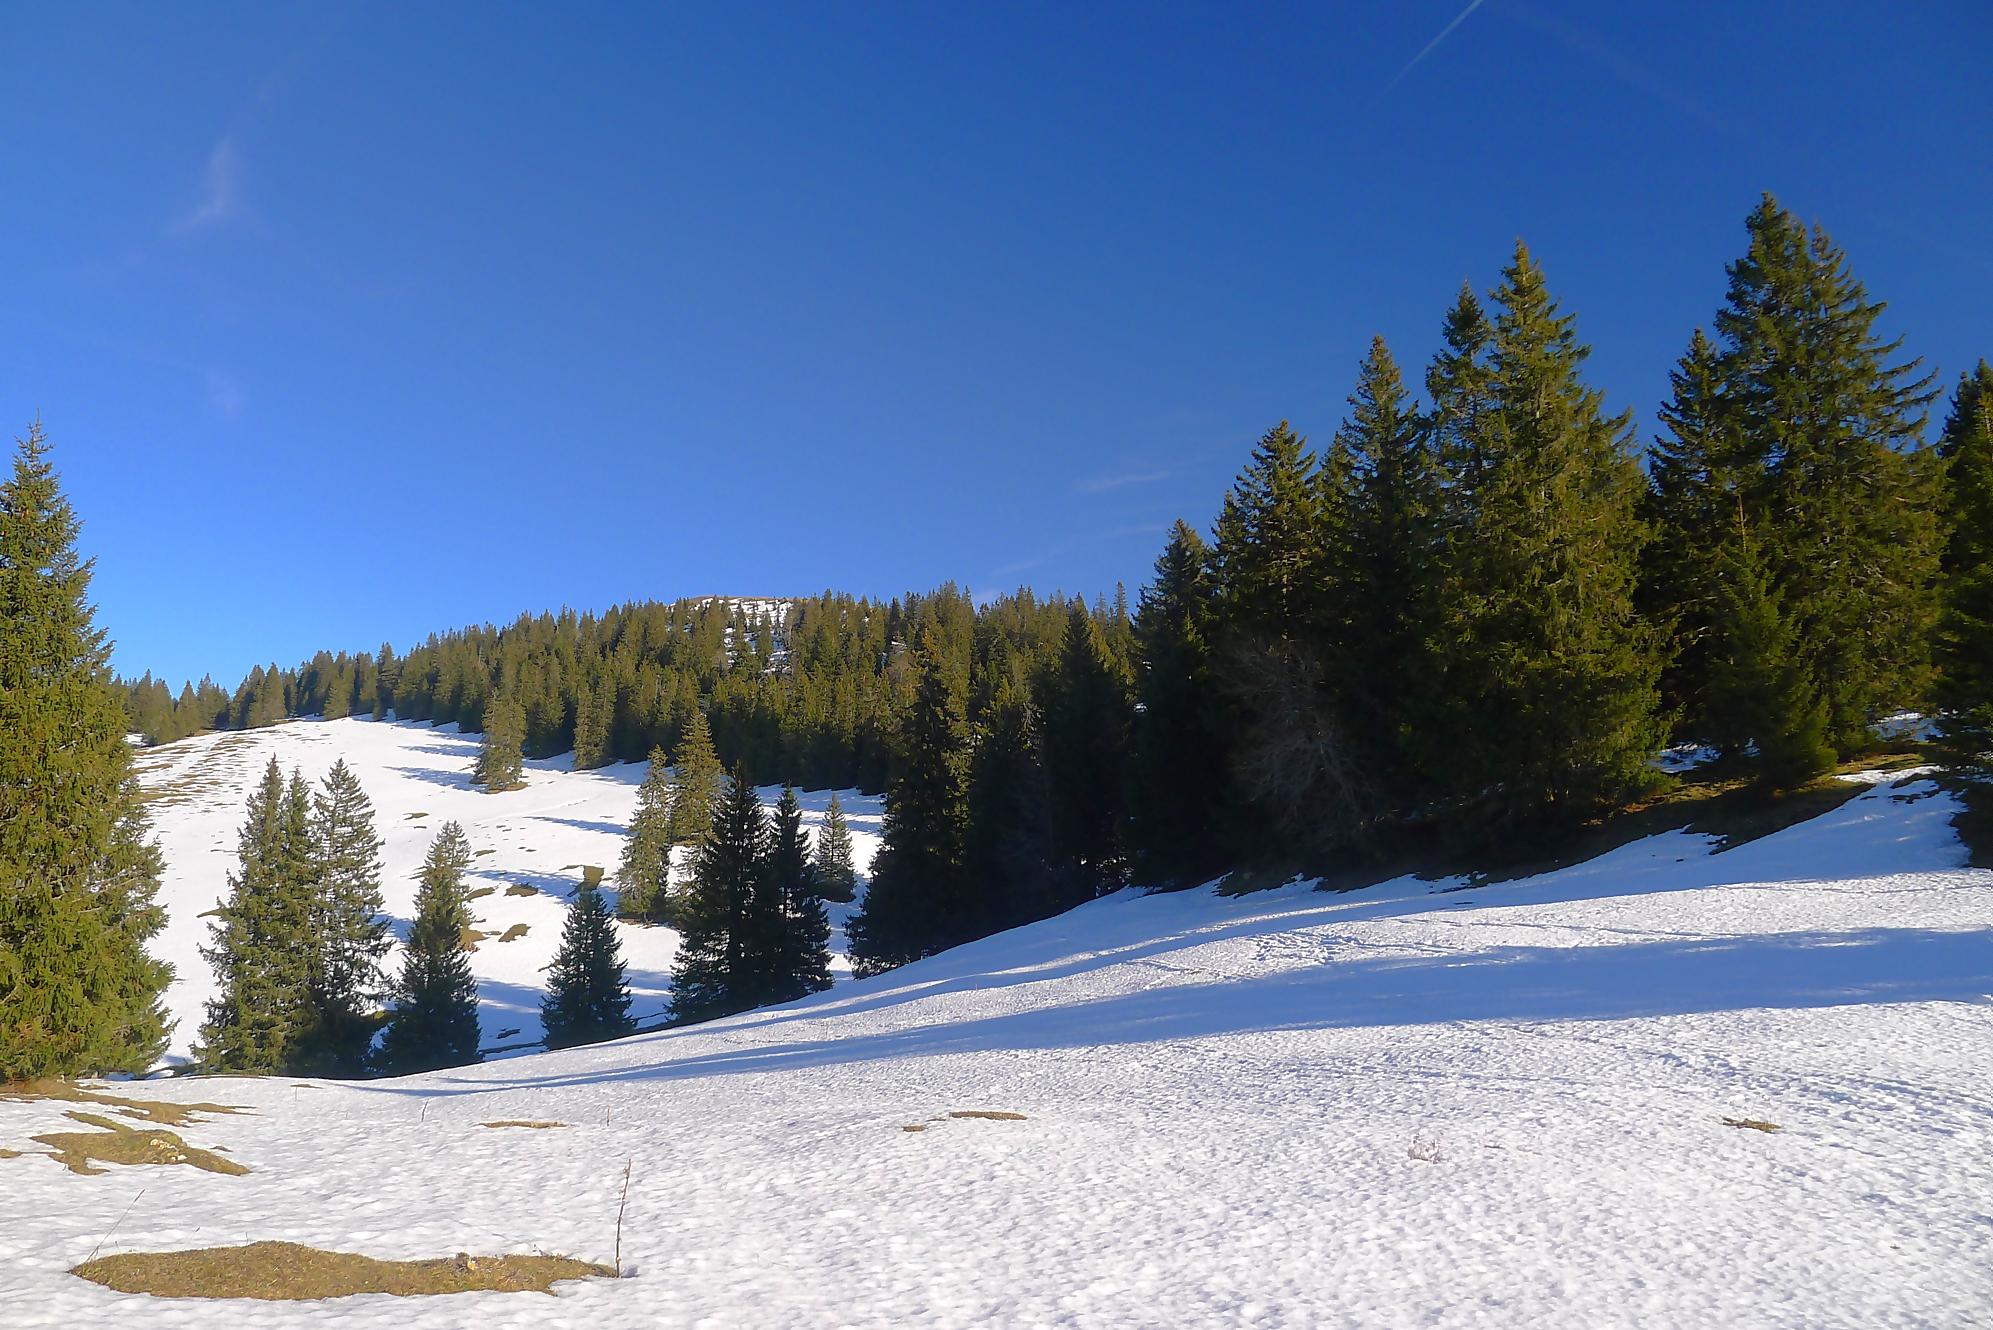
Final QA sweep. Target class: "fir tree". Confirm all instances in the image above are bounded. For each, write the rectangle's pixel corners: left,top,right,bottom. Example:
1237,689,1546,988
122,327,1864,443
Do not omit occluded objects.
849,629,971,975
1127,520,1226,886
376,821,481,1074
666,708,723,853
541,881,633,1049
670,767,774,1023
196,759,314,1072
572,676,611,771
1212,421,1323,639
767,783,832,1002
1701,514,1834,789
810,791,859,903
965,658,1056,932
474,694,527,791
1039,605,1130,899
1935,361,1993,770
291,759,390,1077
1436,243,1666,824
615,747,676,920
1707,196,1941,752
0,421,171,1079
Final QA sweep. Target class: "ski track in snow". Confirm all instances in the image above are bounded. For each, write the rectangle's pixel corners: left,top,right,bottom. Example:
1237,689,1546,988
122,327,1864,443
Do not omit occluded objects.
1,718,1989,1327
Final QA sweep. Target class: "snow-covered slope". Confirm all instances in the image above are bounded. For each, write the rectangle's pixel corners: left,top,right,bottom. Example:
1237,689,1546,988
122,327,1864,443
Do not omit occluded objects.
3,761,1989,1326
130,717,882,1062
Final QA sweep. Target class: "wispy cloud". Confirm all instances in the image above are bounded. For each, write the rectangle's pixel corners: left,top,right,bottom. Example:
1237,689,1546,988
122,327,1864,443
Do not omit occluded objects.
1385,0,1489,94
173,138,245,234
986,522,1169,582
1074,469,1176,495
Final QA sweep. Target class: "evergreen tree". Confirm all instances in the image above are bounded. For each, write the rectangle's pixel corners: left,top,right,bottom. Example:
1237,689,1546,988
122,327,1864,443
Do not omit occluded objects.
1706,196,1941,752
1701,514,1834,788
1934,361,1993,770
572,676,611,771
965,659,1056,932
615,747,675,920
1039,605,1130,899
376,821,481,1074
291,760,390,1077
474,694,527,791
767,783,832,1002
670,767,774,1023
196,759,314,1072
666,708,723,853
540,881,633,1049
0,421,172,1079
1127,520,1226,886
1212,421,1323,638
810,791,859,902
849,629,971,975
1435,243,1666,824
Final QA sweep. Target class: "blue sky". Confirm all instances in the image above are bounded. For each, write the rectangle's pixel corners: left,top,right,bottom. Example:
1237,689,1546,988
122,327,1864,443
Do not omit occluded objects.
3,2,1988,686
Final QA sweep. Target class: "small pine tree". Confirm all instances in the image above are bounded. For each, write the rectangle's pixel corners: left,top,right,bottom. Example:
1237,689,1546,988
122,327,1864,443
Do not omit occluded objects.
1935,362,1993,771
615,747,676,920
1128,520,1226,886
474,695,527,792
291,759,390,1077
376,821,482,1075
768,783,833,1002
541,881,633,1049
1702,515,1834,789
810,791,859,902
666,709,723,851
671,767,774,1023
0,421,172,1079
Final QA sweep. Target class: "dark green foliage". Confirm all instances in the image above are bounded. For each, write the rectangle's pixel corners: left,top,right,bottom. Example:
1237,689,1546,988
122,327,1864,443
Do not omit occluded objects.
767,783,832,1002
965,648,1056,931
1935,361,1993,770
810,791,858,902
474,695,527,792
1701,518,1833,788
540,882,633,1049
666,709,723,851
849,630,971,975
1212,421,1323,639
0,422,172,1079
571,676,612,772
615,747,675,920
670,768,774,1023
1431,243,1666,825
1038,606,1131,899
1126,520,1227,886
376,821,481,1075
290,760,391,1077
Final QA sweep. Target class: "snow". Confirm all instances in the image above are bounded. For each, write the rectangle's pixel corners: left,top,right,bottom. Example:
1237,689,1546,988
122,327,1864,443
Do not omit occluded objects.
3,735,1989,1326
127,717,881,1062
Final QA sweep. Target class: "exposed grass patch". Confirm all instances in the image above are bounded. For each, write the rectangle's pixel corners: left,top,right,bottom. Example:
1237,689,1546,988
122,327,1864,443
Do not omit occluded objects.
479,1120,566,1130
0,1080,247,1128
505,884,538,897
497,923,530,943
901,1124,928,1132
29,1111,247,1177
948,1110,1027,1121
72,1241,613,1300
474,848,497,858
459,927,492,951
1721,1117,1781,1133
465,886,496,902
404,811,429,820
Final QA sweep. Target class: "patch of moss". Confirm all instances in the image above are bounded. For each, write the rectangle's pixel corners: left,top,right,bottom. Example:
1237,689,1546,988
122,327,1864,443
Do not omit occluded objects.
72,1241,612,1299
29,1111,247,1177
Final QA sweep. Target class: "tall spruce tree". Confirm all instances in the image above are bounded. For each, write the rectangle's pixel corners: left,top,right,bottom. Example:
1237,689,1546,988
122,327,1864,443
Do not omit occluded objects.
666,709,723,853
1935,361,1993,770
197,759,315,1072
1127,520,1226,886
1212,421,1323,639
376,821,481,1075
670,767,775,1023
1435,243,1665,824
1701,513,1833,788
541,881,633,1049
0,422,172,1079
1706,196,1941,753
616,746,676,920
292,760,390,1077
1038,605,1131,900
810,791,859,903
849,629,971,975
474,694,527,791
768,783,833,1002
572,676,611,771
965,659,1056,932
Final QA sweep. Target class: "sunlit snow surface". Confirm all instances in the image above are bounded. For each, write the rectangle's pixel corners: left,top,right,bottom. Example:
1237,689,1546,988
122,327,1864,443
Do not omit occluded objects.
1,720,1989,1327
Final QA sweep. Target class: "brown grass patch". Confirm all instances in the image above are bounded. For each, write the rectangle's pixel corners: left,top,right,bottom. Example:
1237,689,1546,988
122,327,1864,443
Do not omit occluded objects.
72,1241,612,1300
948,1110,1027,1121
0,1080,248,1128
901,1123,928,1132
465,886,496,902
504,884,538,897
479,1120,566,1130
29,1111,248,1177
459,927,491,951
1721,1117,1781,1133
497,923,529,943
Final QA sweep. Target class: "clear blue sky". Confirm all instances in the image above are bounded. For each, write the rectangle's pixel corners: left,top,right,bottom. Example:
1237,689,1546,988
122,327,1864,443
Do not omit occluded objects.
3,2,1988,687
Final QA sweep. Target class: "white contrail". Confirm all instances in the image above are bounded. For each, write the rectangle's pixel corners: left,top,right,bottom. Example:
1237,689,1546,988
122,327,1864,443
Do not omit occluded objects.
1385,0,1489,93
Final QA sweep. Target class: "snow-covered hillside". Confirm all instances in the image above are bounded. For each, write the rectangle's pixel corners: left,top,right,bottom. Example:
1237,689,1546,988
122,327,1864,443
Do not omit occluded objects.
130,717,882,1062
3,759,1989,1326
